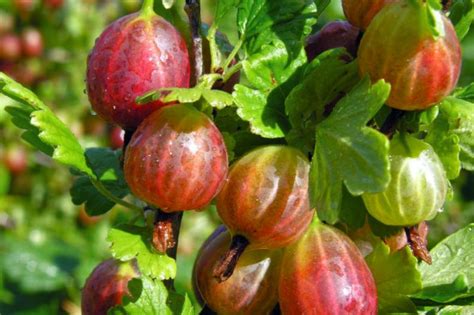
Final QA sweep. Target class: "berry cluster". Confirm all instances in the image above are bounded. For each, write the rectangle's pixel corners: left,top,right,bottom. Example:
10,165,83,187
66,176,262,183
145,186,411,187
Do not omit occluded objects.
81,0,461,314
0,2,45,86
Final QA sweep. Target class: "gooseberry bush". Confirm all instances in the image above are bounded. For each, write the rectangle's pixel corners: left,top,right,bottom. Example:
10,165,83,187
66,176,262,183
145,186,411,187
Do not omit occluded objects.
1,0,474,314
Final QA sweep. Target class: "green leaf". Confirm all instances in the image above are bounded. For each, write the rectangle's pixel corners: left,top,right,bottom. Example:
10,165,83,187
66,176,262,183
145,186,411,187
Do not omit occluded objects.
233,130,284,157
425,97,474,179
107,225,176,280
213,0,239,25
310,79,391,224
437,305,474,315
399,106,439,134
202,89,234,109
366,241,422,314
314,0,330,16
449,0,474,40
242,41,306,91
237,0,316,57
70,148,129,215
109,275,194,315
367,214,404,238
214,106,250,134
454,9,474,40
453,83,474,102
339,187,367,230
412,224,474,303
233,84,288,138
161,88,203,104
214,107,285,159
0,235,78,293
285,51,359,154
221,131,236,161
141,85,233,110
233,43,307,139
0,73,92,176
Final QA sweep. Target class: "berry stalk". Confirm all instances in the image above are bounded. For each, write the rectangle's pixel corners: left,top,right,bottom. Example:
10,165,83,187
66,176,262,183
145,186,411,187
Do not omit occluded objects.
140,0,155,17
212,234,249,282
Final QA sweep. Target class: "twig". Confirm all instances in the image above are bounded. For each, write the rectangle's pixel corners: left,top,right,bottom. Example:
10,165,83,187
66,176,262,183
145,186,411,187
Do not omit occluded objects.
90,179,142,213
185,0,203,85
152,209,184,289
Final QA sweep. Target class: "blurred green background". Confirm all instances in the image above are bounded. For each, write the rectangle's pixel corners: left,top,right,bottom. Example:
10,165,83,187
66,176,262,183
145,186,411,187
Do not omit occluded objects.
0,1,473,314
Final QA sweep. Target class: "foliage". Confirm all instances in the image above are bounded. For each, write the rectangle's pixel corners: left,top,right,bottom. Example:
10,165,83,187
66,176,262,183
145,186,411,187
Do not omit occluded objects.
0,0,474,314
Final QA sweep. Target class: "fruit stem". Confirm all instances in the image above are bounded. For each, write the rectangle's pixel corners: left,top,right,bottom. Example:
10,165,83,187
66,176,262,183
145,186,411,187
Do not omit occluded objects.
222,62,242,83
140,0,155,18
207,24,220,72
212,234,249,282
185,0,203,86
223,37,244,72
90,179,143,213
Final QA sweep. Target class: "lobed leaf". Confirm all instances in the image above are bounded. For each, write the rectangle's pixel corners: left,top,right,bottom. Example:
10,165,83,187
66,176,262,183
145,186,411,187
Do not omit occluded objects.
412,224,474,303
0,72,92,176
339,187,367,230
309,79,391,224
237,0,316,57
233,84,288,138
449,0,474,40
285,50,359,154
109,275,194,315
437,305,474,314
366,241,422,314
107,225,176,280
425,97,474,179
70,148,130,216
453,83,474,103
233,43,307,139
213,0,240,26
141,85,233,110
313,0,330,16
